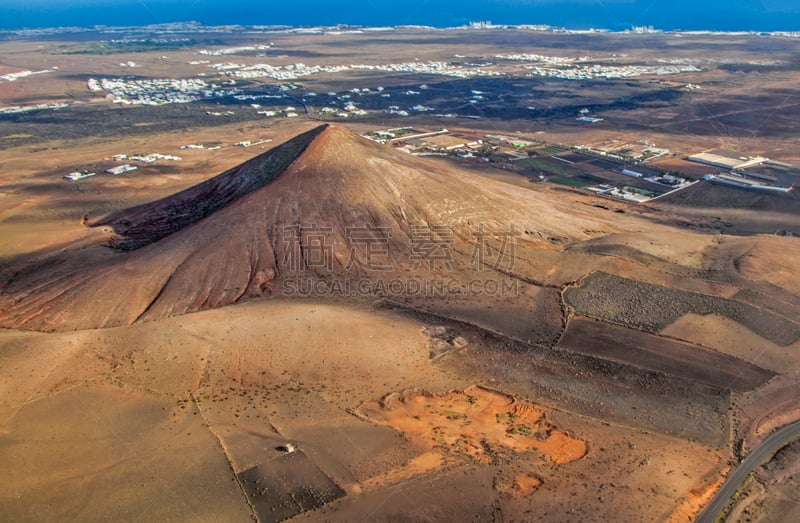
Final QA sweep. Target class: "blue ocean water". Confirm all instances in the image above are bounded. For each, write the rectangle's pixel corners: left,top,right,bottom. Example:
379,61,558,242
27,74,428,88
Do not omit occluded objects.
2,1,800,32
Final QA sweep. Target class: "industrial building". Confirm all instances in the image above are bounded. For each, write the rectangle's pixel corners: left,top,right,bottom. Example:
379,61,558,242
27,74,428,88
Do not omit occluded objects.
703,174,792,193
688,150,768,170
621,169,643,178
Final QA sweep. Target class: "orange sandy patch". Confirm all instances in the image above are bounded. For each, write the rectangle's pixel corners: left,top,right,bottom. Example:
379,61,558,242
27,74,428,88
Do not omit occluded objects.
358,451,444,493
666,468,728,523
357,385,587,465
493,473,544,497
512,474,543,497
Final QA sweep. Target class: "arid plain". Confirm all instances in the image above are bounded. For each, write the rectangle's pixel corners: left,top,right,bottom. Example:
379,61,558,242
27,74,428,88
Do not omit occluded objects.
1,26,799,522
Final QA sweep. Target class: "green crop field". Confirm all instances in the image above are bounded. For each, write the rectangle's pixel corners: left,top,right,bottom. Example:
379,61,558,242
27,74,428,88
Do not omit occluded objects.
515,158,577,176
540,145,568,154
550,176,592,187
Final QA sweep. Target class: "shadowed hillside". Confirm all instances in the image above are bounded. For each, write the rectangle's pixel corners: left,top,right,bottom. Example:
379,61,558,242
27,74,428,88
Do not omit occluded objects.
88,125,328,250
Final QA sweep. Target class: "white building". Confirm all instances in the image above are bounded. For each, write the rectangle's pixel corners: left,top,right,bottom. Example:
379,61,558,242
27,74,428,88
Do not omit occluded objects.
106,164,138,175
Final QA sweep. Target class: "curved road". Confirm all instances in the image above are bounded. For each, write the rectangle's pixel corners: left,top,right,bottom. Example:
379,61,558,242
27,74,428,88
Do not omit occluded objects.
696,420,800,523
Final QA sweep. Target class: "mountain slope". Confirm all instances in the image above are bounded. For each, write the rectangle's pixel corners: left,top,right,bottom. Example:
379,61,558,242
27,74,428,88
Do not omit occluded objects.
0,124,633,332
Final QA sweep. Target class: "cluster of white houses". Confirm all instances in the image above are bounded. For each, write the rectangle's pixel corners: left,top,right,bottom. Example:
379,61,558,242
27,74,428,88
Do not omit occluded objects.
0,69,54,82
63,165,136,179
89,77,233,106
64,152,182,180
198,44,271,56
0,102,69,115
211,60,503,81
526,63,701,80
496,53,588,64
112,153,182,163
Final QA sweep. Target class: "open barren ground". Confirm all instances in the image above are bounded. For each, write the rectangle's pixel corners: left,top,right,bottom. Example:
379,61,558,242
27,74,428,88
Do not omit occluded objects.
1,24,799,522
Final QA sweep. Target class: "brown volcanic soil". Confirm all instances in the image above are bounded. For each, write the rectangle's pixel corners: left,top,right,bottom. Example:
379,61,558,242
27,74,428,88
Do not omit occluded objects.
0,300,725,523
0,301,460,521
558,316,774,393
661,313,800,375
0,123,642,332
564,271,800,346
0,117,797,522
703,235,800,296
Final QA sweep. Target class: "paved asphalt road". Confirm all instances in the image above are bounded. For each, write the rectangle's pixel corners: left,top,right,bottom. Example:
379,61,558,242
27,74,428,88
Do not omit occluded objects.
696,420,800,523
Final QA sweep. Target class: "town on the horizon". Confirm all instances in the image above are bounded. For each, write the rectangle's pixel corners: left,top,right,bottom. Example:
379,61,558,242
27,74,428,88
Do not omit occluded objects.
3,20,800,37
